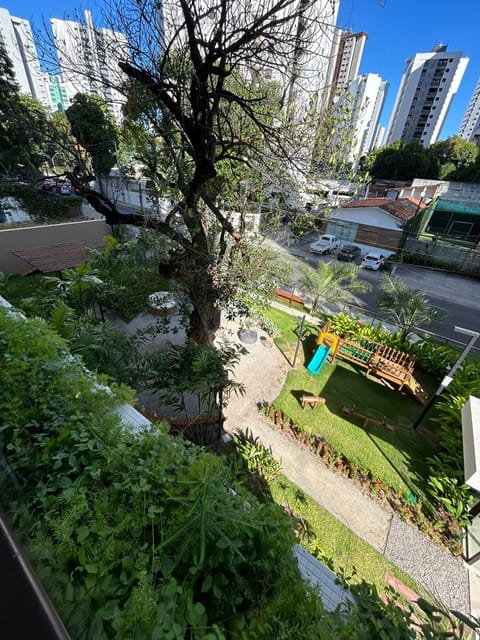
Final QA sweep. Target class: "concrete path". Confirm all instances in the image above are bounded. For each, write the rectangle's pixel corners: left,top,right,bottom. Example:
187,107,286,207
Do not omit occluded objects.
223,318,470,615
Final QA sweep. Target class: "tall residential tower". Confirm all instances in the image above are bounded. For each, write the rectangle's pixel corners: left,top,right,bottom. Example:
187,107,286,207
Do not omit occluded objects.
0,7,50,108
385,45,468,147
347,73,389,167
325,29,367,108
51,10,128,121
457,78,480,143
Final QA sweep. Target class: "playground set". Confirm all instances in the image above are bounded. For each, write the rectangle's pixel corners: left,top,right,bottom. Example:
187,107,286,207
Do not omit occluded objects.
307,321,428,405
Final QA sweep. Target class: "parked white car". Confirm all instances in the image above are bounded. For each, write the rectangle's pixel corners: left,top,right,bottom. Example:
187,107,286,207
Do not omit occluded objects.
361,251,386,271
309,234,341,255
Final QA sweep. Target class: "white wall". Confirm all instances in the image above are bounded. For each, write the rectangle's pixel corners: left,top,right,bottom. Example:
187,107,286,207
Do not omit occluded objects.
327,206,401,230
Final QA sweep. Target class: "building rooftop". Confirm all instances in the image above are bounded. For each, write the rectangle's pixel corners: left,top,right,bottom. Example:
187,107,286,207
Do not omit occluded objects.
341,197,427,221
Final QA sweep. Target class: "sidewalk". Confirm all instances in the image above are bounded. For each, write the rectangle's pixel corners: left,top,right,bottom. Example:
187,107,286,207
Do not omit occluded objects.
223,316,471,616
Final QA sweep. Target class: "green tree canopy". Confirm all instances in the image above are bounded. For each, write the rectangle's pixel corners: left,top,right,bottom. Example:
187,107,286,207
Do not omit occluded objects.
66,93,118,179
362,141,435,181
0,42,49,175
363,136,480,183
377,276,446,340
427,136,479,180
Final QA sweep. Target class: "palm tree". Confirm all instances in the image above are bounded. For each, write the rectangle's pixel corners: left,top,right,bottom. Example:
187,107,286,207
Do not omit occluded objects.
377,276,446,340
300,261,370,314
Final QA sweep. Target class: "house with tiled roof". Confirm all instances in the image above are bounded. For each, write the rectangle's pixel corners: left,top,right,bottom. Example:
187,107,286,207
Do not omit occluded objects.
319,196,428,255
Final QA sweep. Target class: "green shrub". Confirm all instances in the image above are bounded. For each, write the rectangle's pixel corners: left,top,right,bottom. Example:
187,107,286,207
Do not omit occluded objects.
0,306,324,638
425,364,480,530
410,341,456,377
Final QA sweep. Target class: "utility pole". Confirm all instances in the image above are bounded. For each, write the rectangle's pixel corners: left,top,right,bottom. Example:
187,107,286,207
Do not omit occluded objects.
292,314,306,368
413,326,479,431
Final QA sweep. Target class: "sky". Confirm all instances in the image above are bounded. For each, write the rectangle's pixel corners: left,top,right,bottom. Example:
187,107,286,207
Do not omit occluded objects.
337,0,479,139
2,0,479,141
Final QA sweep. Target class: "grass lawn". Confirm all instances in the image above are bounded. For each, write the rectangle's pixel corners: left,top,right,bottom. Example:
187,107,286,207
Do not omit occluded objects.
262,305,439,497
273,360,437,496
260,305,319,363
270,475,432,600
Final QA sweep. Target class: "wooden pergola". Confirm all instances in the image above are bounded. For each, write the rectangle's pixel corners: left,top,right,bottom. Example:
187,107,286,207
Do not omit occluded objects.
13,240,106,274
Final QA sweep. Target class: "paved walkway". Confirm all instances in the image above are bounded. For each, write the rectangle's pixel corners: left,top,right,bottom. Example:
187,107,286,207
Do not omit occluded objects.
222,316,471,615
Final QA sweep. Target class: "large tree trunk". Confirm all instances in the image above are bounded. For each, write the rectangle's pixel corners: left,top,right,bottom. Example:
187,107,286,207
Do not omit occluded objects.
187,286,221,345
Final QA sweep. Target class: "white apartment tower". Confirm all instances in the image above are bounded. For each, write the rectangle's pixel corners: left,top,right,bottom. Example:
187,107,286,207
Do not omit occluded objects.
0,7,50,109
284,0,340,115
325,29,367,107
51,11,128,121
457,78,480,143
385,45,468,147
347,73,388,167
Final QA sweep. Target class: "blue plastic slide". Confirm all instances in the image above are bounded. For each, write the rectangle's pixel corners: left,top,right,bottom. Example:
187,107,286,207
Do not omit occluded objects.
307,345,331,375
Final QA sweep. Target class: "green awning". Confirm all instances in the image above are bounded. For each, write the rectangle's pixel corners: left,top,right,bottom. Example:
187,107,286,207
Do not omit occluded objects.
434,199,480,216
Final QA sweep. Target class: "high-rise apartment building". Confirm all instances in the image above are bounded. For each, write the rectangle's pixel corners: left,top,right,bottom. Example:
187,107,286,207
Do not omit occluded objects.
347,73,388,167
0,7,50,109
283,0,340,115
325,29,367,108
457,78,480,143
385,45,468,147
51,10,128,121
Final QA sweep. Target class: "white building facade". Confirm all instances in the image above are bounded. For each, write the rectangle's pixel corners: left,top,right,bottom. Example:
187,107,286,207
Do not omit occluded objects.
284,0,340,115
457,78,480,143
51,10,128,121
325,29,367,108
0,7,51,109
385,45,468,147
347,73,388,167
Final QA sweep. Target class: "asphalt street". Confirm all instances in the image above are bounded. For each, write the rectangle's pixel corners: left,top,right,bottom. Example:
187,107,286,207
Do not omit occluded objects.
267,230,480,347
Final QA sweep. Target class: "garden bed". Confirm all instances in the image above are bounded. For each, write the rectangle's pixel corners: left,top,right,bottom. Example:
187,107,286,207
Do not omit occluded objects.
263,400,462,553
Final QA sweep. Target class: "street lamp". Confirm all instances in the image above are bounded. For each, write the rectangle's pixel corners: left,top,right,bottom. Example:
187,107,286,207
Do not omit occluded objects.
412,326,480,431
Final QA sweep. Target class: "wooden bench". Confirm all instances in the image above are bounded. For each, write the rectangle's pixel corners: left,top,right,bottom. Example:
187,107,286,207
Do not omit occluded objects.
301,395,326,410
276,289,305,306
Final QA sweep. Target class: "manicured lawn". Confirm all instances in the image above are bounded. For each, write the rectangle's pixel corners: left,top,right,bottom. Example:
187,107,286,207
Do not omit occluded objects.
260,305,319,363
273,360,437,495
262,305,439,497
270,475,432,600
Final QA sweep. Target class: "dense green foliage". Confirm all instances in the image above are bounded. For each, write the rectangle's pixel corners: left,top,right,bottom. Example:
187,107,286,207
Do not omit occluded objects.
426,364,480,528
0,43,49,175
1,300,474,636
66,93,118,179
0,306,320,638
362,136,480,182
87,233,171,320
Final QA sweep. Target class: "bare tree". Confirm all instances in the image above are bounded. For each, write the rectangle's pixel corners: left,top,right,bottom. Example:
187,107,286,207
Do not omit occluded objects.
42,0,338,344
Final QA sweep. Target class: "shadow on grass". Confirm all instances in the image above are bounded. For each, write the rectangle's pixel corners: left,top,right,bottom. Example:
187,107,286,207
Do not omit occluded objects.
291,389,316,408
279,360,438,495
322,366,436,493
